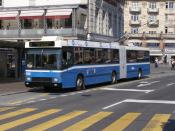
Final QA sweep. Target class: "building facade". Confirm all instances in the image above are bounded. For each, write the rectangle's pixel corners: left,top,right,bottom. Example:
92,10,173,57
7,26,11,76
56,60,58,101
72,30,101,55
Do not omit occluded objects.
124,0,175,63
0,0,124,79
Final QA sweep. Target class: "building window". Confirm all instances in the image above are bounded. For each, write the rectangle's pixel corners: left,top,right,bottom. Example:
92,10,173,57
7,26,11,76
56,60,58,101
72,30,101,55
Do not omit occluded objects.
80,14,86,29
131,27,138,34
165,43,175,47
165,26,168,33
166,1,174,9
149,2,156,9
22,19,32,29
147,43,159,47
149,31,157,34
131,15,139,21
0,20,2,29
109,13,112,28
149,15,157,22
132,1,139,8
0,0,2,6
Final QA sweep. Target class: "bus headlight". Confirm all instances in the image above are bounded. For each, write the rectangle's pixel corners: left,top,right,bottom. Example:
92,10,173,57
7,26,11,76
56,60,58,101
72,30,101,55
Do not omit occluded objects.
53,78,58,83
26,77,31,81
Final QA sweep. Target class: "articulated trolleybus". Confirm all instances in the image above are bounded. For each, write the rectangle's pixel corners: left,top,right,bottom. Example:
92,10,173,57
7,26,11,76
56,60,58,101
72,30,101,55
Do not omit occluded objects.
25,36,150,90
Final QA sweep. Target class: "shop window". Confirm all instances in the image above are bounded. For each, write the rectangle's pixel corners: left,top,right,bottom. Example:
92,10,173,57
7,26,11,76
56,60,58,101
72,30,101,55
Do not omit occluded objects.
0,20,2,29
23,19,32,29
65,17,72,28
165,43,175,47
147,43,159,47
80,14,86,29
47,19,53,29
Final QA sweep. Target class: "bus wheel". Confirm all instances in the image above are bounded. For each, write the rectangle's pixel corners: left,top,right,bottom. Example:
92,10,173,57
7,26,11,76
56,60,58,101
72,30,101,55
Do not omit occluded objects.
138,70,142,79
111,72,117,84
76,75,85,90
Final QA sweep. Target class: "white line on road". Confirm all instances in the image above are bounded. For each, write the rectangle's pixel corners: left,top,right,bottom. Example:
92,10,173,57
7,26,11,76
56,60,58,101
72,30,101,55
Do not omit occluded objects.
167,83,175,87
124,99,175,105
102,100,126,110
103,98,175,110
140,81,149,84
100,87,154,93
137,81,160,87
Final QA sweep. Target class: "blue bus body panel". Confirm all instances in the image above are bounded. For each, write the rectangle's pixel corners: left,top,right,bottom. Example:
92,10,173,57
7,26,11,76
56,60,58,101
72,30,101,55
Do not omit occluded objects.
127,63,150,78
26,65,120,89
62,65,120,88
26,71,62,82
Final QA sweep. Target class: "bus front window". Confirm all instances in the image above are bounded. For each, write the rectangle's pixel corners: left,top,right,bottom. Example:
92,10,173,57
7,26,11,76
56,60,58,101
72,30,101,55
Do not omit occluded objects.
26,49,61,70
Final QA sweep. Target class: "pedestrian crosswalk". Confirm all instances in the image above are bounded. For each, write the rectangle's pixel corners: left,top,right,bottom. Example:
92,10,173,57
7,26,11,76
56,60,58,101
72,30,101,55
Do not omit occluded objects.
0,107,172,130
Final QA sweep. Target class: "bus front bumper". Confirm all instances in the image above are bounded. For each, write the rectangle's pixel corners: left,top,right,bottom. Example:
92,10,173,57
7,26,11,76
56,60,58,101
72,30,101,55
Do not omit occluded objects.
25,82,62,88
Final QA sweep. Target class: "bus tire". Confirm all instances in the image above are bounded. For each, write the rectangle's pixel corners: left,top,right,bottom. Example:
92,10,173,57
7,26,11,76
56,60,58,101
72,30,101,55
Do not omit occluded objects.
76,75,85,90
138,70,142,79
111,71,117,84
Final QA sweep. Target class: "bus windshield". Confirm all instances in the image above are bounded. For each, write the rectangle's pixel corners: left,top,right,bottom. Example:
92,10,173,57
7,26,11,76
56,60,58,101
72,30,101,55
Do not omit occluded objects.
26,49,61,70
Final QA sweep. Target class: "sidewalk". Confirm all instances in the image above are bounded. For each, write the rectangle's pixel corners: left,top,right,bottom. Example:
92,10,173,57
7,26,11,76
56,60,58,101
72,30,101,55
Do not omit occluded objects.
151,63,174,75
0,78,28,95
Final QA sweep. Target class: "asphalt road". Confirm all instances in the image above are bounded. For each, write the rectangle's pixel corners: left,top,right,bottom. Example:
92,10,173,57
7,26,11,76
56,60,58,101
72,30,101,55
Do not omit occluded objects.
0,67,175,130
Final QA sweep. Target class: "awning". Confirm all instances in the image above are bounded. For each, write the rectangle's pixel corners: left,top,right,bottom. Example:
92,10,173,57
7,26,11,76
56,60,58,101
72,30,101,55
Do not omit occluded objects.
20,10,44,19
46,9,72,19
0,11,18,20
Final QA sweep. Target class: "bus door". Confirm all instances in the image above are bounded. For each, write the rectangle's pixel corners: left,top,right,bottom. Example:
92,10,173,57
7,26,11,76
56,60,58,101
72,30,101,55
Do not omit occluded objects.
119,47,127,79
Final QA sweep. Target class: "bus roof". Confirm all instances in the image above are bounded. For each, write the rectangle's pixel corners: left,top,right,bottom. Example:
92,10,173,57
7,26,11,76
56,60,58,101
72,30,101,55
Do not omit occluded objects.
25,36,149,51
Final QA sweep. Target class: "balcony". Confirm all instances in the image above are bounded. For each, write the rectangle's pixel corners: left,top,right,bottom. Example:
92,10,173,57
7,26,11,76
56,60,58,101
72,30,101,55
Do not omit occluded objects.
129,20,141,26
145,33,160,38
147,20,159,27
147,8,159,14
129,7,141,13
127,33,143,38
162,34,175,39
0,28,87,39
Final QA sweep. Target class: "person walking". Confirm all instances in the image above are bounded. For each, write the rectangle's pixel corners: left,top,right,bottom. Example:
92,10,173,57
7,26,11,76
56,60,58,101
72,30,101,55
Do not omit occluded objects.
155,57,159,68
171,58,175,70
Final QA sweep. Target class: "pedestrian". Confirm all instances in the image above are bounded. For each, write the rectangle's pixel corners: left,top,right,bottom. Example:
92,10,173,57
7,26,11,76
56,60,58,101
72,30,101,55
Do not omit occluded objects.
171,58,175,70
155,57,159,68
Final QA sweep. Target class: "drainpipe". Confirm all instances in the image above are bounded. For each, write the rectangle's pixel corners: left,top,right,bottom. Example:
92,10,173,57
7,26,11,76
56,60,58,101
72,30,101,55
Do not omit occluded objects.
17,10,21,38
43,9,47,35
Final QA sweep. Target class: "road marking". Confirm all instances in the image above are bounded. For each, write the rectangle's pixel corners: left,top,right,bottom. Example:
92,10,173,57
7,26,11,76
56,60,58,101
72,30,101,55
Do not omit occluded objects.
103,113,141,131
103,98,175,110
167,83,175,87
142,114,171,131
0,107,15,112
100,87,154,93
103,100,126,110
63,112,112,131
140,81,149,84
0,109,60,130
137,81,160,87
8,94,48,105
39,99,47,101
0,108,36,120
26,110,87,131
125,99,175,105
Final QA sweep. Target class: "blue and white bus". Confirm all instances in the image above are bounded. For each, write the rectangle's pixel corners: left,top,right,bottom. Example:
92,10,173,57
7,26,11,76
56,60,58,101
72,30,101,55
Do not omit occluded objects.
25,36,150,90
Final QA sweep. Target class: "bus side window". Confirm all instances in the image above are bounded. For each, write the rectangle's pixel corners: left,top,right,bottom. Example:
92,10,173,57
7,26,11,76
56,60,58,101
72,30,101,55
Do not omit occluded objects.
62,50,73,68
